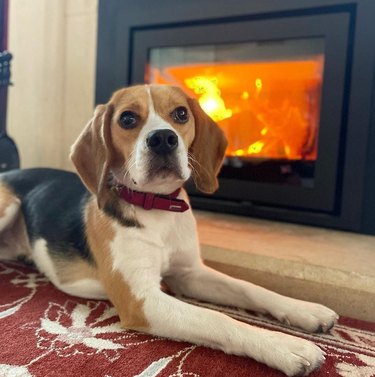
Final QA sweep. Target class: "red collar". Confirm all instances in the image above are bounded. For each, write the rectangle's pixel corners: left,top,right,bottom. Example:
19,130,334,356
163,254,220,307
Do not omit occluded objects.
116,186,189,212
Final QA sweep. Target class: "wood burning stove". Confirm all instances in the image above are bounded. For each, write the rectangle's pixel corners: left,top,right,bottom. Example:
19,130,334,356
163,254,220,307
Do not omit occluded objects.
96,0,375,234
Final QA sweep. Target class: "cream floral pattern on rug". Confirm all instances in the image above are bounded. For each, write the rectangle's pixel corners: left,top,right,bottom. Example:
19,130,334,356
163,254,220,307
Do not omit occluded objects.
0,261,374,377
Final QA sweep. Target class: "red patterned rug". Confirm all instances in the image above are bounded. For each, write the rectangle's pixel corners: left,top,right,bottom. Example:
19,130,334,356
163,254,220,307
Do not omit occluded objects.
0,261,374,377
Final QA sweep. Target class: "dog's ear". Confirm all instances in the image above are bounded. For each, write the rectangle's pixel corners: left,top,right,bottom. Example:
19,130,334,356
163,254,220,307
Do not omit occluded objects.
187,98,228,193
70,104,114,209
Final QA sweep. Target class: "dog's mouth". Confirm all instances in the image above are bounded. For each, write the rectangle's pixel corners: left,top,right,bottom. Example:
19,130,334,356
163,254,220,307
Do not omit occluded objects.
111,151,190,194
147,155,183,180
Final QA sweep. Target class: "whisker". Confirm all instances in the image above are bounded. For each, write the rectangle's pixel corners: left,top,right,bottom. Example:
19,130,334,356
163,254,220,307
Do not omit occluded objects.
188,152,210,180
114,150,137,193
187,156,202,182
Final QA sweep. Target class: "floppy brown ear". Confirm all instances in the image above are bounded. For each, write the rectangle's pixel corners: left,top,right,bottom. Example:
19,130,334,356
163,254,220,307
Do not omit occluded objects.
188,98,228,193
70,104,114,209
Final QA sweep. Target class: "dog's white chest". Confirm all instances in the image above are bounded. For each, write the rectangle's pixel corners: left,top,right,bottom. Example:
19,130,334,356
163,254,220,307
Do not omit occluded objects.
110,207,198,278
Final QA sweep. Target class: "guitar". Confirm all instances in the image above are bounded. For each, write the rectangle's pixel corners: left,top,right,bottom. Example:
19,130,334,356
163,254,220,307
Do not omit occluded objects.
0,51,20,172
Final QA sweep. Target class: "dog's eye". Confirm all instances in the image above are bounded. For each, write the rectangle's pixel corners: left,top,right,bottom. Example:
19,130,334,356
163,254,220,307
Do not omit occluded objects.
172,106,189,124
119,111,138,129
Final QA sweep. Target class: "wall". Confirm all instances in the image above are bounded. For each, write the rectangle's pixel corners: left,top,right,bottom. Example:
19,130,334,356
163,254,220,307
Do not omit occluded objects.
6,0,98,170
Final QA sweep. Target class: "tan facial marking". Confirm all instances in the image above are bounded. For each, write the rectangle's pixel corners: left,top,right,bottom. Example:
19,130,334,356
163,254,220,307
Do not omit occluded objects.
85,198,149,330
109,86,151,170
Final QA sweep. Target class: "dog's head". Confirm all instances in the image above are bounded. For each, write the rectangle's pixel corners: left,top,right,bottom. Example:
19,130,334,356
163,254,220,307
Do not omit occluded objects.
70,85,227,208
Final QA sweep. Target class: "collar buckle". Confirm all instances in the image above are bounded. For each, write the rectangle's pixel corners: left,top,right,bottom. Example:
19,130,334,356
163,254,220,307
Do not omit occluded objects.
142,192,155,210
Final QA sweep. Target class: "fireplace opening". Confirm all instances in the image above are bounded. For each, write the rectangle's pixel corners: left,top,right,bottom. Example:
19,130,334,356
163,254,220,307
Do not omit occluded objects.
147,38,324,187
98,2,375,232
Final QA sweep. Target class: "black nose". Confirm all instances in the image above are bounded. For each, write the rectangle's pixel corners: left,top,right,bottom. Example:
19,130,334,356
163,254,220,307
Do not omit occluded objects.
146,129,178,155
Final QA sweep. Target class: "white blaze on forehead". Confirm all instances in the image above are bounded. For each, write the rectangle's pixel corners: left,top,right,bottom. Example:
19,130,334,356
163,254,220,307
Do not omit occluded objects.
137,86,177,146
144,85,171,131
146,85,156,121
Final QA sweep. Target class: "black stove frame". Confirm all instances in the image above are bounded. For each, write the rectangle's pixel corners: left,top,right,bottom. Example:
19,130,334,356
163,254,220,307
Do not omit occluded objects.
96,0,375,234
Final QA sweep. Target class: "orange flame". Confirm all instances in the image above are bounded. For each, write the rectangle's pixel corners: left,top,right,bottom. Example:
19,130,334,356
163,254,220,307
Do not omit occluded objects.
149,57,323,161
185,76,232,122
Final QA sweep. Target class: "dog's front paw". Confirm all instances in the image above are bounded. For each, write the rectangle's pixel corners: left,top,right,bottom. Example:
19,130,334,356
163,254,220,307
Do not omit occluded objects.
277,301,339,333
264,333,325,376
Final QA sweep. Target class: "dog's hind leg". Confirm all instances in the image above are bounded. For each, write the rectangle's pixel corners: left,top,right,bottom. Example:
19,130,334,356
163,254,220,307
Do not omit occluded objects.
0,184,20,233
0,183,31,261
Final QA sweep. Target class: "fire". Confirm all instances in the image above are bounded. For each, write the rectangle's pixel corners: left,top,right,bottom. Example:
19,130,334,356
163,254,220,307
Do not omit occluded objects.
185,76,232,122
248,141,265,154
149,57,323,161
255,78,262,93
234,141,265,156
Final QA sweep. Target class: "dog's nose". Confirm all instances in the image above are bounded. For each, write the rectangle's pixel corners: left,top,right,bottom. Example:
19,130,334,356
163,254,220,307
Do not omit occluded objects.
146,129,178,155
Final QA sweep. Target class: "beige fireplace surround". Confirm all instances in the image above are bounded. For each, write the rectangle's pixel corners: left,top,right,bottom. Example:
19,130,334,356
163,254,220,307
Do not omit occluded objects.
197,211,375,322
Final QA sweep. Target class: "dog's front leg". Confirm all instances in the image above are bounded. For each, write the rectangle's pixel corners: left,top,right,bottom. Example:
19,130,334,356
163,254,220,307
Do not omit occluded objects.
165,263,338,333
137,289,326,376
101,242,324,377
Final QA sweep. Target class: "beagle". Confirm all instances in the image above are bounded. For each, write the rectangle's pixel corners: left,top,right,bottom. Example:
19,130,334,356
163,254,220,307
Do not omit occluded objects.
0,85,338,376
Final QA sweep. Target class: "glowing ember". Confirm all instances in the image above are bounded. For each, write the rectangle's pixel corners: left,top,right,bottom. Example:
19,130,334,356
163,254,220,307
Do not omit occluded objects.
149,57,323,160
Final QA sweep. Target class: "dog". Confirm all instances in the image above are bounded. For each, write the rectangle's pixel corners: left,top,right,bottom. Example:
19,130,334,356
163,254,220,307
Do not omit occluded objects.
0,84,338,376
